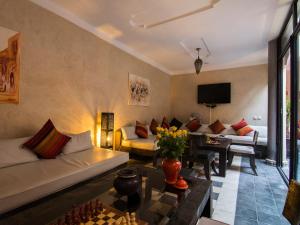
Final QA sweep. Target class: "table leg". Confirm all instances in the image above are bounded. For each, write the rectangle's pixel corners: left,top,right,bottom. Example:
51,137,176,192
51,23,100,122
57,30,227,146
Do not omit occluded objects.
219,151,227,177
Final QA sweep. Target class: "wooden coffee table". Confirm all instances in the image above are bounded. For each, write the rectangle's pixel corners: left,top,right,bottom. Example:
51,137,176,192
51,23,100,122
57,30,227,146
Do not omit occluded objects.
189,135,232,177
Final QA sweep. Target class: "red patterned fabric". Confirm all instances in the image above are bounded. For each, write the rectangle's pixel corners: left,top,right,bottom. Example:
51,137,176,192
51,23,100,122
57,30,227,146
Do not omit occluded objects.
135,121,148,138
150,119,159,135
23,119,71,159
231,118,248,131
161,117,170,129
237,126,253,136
209,120,225,134
186,119,201,132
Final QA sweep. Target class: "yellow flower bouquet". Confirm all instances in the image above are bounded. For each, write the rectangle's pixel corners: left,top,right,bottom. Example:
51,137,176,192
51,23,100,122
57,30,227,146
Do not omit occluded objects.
156,126,188,159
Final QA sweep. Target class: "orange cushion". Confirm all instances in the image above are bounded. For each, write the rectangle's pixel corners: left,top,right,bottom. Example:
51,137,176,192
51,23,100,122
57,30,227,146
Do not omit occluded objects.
161,117,170,129
237,126,253,136
135,121,148,138
209,120,225,134
231,118,248,131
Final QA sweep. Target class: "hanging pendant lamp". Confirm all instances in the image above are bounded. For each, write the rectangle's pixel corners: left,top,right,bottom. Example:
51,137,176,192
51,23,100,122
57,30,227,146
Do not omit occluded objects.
194,48,203,75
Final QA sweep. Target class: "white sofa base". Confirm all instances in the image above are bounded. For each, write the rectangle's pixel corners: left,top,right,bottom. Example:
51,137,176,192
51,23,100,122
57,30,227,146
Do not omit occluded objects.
0,148,129,214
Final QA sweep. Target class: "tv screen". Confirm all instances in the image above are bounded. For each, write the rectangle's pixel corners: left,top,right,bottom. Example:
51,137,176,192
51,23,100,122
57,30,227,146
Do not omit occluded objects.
198,83,231,104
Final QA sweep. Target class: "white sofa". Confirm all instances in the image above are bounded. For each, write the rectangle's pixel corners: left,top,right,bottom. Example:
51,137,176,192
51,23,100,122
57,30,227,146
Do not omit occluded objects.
117,124,267,156
116,126,159,156
0,133,129,214
190,124,268,146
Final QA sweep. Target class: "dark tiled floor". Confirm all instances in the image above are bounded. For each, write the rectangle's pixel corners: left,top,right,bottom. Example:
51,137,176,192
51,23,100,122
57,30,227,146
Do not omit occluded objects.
235,158,289,225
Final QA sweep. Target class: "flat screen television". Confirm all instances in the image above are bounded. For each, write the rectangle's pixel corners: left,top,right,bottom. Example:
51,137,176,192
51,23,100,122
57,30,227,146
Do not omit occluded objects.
198,83,231,104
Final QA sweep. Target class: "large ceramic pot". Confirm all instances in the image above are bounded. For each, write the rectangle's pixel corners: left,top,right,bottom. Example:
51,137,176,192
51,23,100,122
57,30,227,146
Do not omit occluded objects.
162,159,182,184
113,168,139,196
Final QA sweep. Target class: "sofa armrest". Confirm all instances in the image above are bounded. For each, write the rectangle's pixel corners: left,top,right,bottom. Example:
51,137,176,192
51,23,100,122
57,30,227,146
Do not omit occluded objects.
114,129,122,150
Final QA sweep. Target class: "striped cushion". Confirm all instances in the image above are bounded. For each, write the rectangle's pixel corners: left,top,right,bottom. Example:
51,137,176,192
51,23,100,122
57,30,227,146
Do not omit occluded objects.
135,121,148,138
23,119,71,159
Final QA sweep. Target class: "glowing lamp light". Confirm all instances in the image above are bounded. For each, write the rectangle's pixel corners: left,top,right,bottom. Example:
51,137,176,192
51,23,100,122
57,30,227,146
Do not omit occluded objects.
100,112,114,149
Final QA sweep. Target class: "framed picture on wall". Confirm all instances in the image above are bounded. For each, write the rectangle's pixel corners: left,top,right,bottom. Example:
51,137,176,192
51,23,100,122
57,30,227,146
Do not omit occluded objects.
0,26,20,104
128,73,150,106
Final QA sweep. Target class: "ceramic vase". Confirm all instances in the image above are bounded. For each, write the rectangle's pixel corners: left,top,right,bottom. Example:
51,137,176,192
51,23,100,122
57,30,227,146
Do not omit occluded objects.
162,158,182,184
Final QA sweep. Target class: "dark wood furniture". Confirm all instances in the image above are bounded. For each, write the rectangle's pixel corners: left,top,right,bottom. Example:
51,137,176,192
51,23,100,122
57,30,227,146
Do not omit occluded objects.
183,137,218,180
189,134,232,177
227,131,259,176
45,165,212,225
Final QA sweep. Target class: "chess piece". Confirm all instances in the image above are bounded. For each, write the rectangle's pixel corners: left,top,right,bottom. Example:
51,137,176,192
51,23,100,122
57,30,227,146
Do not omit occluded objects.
120,217,127,225
130,212,138,225
84,204,90,222
56,219,63,225
79,206,84,222
65,213,72,225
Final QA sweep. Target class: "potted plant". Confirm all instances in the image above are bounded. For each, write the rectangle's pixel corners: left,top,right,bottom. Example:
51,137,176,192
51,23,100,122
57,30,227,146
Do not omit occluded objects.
156,126,188,184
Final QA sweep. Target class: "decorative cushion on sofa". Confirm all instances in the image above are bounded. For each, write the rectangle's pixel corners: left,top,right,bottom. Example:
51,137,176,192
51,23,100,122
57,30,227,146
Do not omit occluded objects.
150,119,159,135
62,131,93,154
209,120,225,134
161,117,170,129
121,126,138,140
237,126,253,136
186,119,201,132
135,121,148,138
170,118,183,129
0,136,39,169
22,119,71,159
231,118,248,131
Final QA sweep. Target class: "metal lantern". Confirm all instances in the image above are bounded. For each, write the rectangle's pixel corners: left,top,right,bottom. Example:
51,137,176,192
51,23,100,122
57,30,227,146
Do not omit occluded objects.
194,48,203,75
101,112,114,149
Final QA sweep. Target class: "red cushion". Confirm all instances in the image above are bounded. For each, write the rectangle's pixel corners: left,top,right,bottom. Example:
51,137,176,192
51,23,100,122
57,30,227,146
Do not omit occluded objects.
150,119,159,135
135,121,148,138
231,119,248,131
209,120,225,134
23,119,71,159
186,119,201,132
236,126,253,136
161,117,170,129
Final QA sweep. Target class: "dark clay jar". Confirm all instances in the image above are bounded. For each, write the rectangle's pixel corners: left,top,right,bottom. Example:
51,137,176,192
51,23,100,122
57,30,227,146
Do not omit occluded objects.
113,168,139,196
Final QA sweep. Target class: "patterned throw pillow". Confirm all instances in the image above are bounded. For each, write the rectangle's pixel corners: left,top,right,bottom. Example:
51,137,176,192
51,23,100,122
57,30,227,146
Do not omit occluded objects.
22,119,71,159
209,120,225,134
236,126,253,136
161,117,170,129
170,118,183,129
231,118,248,131
135,121,148,138
186,119,201,132
150,119,159,135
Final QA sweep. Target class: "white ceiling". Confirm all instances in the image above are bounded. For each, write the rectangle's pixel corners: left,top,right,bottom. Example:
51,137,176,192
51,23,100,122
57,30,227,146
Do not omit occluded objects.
30,0,292,75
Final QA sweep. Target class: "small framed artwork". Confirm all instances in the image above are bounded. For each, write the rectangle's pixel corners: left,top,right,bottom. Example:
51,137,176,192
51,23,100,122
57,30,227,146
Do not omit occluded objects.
128,73,150,106
0,26,20,104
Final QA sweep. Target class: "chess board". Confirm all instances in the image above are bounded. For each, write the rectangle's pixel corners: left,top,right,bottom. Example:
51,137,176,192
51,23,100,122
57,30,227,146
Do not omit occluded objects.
48,201,148,225
80,206,146,225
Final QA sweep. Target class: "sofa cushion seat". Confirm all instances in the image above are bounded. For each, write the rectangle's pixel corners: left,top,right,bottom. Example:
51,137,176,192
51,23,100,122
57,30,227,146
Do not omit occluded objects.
0,148,129,214
121,135,158,151
225,135,253,145
230,145,255,154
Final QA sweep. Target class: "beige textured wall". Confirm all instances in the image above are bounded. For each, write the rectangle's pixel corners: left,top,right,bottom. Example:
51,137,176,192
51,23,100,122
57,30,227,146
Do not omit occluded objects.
0,0,170,140
171,64,268,126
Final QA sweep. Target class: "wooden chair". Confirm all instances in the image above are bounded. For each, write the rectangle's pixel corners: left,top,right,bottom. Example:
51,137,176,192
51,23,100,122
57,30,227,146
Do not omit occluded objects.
182,135,218,180
227,131,258,176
